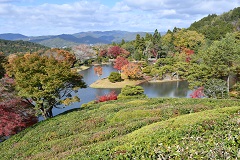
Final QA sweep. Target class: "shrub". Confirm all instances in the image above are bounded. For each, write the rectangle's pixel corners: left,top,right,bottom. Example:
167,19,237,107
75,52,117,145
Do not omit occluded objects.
108,72,123,83
96,91,118,103
118,85,146,99
142,66,152,74
190,86,204,98
81,101,96,109
230,82,240,99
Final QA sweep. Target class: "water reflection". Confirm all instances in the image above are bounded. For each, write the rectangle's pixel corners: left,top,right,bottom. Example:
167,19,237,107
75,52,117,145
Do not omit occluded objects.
140,81,191,98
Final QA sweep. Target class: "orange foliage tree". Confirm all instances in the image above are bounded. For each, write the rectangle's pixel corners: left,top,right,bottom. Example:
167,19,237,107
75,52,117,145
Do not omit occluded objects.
121,63,142,80
43,48,76,66
94,66,103,79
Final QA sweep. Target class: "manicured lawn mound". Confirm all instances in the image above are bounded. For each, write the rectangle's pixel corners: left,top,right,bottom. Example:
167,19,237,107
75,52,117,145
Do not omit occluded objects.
0,98,239,159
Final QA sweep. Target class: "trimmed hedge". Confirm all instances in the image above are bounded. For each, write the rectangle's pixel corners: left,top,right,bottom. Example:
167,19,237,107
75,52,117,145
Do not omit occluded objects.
108,72,123,83
0,98,239,159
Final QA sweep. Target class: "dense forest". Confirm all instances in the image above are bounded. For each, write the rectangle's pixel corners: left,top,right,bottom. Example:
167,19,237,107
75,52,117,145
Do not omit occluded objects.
0,39,49,56
189,7,240,40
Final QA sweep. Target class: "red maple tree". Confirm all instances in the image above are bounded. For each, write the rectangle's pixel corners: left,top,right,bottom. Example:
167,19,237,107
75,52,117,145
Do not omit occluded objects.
107,46,130,58
0,99,38,137
0,75,38,138
113,56,129,71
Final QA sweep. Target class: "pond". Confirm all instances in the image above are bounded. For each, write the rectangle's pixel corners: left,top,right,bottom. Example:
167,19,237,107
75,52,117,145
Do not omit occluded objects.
52,65,192,117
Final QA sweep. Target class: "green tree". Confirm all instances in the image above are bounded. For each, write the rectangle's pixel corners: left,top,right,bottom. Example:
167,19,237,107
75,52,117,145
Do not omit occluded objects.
145,33,152,42
152,29,162,58
173,29,205,52
5,53,86,119
118,85,146,99
204,79,228,99
120,39,126,46
134,34,145,51
161,31,174,55
152,29,161,45
187,32,240,96
0,52,5,78
203,33,240,92
108,72,122,83
122,43,135,56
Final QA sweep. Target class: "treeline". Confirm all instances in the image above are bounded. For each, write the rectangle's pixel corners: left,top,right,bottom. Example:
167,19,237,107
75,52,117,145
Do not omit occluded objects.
189,7,240,40
0,39,49,56
94,7,240,99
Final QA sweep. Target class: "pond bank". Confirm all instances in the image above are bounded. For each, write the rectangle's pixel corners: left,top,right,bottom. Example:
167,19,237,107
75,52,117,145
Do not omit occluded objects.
90,78,146,88
148,79,183,83
73,65,90,72
90,77,184,89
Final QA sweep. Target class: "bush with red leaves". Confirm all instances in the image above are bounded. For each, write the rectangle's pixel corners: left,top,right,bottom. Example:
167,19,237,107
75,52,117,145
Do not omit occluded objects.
190,86,204,98
96,91,118,103
0,99,38,137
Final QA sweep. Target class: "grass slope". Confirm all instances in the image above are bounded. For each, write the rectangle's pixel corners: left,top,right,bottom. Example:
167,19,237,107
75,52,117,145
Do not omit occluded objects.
0,98,239,159
90,78,145,88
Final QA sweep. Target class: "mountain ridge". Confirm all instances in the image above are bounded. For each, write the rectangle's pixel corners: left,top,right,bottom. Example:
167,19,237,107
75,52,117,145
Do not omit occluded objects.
0,31,153,48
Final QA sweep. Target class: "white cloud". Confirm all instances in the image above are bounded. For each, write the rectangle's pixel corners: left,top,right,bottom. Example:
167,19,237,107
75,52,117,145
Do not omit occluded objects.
112,2,131,12
0,0,239,36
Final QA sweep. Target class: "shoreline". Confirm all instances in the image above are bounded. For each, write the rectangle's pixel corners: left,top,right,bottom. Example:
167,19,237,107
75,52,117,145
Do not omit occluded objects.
90,78,145,88
90,77,184,88
148,79,183,83
73,65,90,72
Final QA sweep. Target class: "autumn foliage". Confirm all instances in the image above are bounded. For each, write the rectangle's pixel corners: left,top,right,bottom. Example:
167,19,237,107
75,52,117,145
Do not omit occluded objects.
0,99,38,137
107,46,130,58
113,56,129,71
96,91,118,103
183,48,194,63
121,63,142,79
0,75,37,137
99,49,108,57
190,86,204,98
43,48,76,66
94,66,103,78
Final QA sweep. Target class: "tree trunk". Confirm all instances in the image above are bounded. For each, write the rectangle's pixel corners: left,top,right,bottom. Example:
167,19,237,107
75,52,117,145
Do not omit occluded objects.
227,74,230,95
40,105,53,119
40,107,47,120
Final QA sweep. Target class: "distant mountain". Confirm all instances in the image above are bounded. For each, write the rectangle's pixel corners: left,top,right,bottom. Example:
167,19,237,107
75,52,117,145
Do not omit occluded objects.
0,33,28,41
0,31,151,48
73,30,148,42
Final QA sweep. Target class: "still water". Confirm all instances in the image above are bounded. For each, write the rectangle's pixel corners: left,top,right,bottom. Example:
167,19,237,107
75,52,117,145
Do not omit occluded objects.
52,65,192,116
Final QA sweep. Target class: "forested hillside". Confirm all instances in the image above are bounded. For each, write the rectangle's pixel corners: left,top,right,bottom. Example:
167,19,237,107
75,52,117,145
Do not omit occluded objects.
189,7,240,40
0,39,49,56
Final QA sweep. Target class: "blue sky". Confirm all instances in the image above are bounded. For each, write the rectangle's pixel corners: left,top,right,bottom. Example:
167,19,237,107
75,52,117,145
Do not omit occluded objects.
0,0,239,36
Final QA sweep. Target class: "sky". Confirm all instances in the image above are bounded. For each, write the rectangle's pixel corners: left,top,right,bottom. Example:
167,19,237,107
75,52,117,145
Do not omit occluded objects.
0,0,239,36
